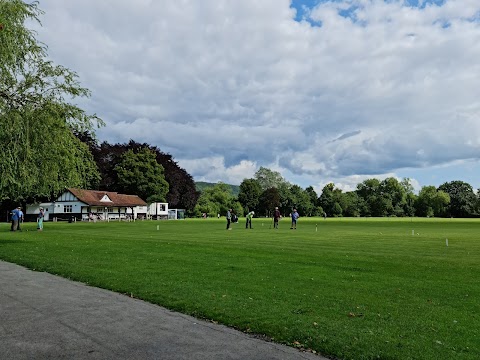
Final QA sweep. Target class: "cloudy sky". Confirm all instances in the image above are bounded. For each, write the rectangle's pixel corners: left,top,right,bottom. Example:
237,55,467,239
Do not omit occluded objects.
34,0,480,193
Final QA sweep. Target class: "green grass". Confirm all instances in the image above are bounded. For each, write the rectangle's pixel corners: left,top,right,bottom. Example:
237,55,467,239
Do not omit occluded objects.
1,218,479,359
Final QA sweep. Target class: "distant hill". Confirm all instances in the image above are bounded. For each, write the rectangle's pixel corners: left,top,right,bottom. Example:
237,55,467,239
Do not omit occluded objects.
196,181,240,197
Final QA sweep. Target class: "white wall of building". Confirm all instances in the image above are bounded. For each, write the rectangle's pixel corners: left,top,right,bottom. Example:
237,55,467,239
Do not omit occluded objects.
147,203,169,218
26,202,55,221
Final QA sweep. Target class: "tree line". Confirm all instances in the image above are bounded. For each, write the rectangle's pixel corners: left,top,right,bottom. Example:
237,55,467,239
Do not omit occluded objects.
197,167,480,219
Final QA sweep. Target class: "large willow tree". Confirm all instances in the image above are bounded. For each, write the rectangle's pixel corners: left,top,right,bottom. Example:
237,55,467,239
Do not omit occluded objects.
0,0,103,203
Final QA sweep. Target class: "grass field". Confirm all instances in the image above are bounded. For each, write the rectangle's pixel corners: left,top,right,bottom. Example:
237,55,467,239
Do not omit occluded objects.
1,217,479,359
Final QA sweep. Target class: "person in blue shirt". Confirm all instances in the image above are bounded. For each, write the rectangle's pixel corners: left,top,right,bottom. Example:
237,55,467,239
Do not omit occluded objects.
17,207,24,231
290,209,299,230
10,207,19,231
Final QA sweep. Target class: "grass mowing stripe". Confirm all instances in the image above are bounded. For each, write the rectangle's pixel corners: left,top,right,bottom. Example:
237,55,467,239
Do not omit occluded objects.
1,218,479,359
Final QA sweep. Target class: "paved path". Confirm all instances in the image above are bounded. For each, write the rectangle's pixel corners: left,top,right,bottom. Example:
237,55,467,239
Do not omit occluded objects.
0,261,326,360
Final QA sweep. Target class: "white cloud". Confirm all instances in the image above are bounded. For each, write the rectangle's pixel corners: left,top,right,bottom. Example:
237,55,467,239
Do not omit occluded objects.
35,0,480,189
178,158,257,185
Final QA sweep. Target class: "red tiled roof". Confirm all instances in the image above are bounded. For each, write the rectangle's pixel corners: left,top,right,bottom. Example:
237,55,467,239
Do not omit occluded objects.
67,188,147,207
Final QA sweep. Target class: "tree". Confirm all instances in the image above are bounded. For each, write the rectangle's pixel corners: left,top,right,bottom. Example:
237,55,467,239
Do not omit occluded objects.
438,181,476,217
415,186,450,217
379,177,407,216
342,191,362,217
258,187,281,217
305,186,318,206
304,186,321,216
193,182,242,217
88,140,199,211
154,148,199,211
477,188,480,215
238,178,262,214
277,182,293,216
332,202,343,217
401,178,417,217
288,184,312,216
356,179,385,216
254,167,286,190
114,148,169,203
318,185,345,217
0,1,102,203
319,183,340,216
193,193,218,218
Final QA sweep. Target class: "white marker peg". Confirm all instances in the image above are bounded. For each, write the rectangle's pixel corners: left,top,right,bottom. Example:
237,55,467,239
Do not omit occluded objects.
316,224,318,232
446,238,448,247
412,230,414,236
157,225,159,231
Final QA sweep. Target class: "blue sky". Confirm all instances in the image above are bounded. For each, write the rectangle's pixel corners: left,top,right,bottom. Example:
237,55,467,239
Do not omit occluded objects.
35,0,480,193
290,0,447,25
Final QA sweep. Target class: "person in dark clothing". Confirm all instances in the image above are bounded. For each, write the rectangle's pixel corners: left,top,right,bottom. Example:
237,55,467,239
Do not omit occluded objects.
273,207,281,229
226,209,232,230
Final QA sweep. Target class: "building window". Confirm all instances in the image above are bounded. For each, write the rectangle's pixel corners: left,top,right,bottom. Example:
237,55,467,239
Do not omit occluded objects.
107,207,113,213
64,205,73,213
159,204,165,211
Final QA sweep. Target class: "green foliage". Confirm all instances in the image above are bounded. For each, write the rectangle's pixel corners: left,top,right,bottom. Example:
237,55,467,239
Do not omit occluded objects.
258,187,280,217
277,182,293,215
0,0,103,202
1,106,100,202
196,181,239,197
416,186,450,217
331,202,342,216
305,186,318,206
341,191,361,217
254,166,287,190
114,148,169,202
380,177,407,216
319,183,345,217
288,184,312,216
238,178,261,213
88,140,198,211
194,182,242,217
355,178,409,217
194,174,477,219
312,205,325,217
438,181,477,218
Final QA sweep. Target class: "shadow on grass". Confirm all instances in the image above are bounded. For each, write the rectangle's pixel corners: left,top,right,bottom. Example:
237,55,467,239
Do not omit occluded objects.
0,240,24,245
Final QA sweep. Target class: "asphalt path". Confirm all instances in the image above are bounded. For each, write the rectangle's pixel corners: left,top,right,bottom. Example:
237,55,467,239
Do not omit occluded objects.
0,260,326,360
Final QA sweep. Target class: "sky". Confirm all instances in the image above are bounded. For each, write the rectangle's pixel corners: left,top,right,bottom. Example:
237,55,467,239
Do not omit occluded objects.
33,0,480,194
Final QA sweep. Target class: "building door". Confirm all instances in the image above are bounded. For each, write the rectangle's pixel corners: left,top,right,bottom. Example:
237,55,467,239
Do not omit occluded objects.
44,205,54,221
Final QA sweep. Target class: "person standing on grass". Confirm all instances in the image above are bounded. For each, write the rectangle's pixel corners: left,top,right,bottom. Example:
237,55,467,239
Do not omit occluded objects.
17,207,24,231
37,207,45,231
245,211,254,229
290,208,299,230
273,207,281,229
10,207,19,231
226,208,232,230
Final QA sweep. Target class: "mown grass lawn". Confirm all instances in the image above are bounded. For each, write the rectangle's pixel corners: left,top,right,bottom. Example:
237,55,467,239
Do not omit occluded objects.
1,217,479,360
